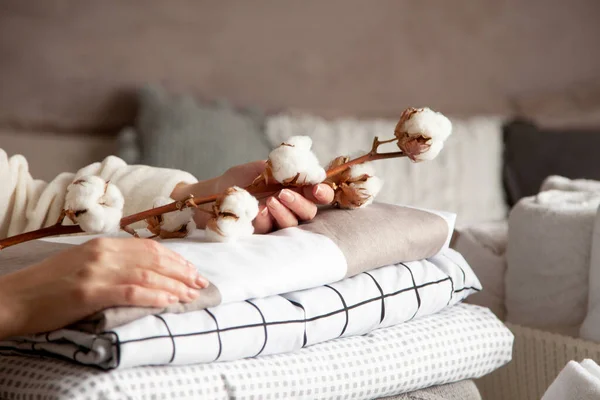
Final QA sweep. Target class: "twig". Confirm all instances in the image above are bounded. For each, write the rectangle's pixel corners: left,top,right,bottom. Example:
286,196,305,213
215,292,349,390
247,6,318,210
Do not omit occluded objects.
0,140,405,250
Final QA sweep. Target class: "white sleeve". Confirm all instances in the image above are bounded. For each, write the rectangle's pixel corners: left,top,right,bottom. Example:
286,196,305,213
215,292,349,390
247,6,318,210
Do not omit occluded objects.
0,151,198,238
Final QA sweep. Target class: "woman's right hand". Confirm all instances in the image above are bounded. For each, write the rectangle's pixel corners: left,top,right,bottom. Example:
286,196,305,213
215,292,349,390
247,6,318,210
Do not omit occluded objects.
0,237,208,339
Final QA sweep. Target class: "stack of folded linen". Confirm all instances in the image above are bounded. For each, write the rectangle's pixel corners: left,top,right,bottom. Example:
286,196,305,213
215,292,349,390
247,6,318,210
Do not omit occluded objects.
0,203,513,399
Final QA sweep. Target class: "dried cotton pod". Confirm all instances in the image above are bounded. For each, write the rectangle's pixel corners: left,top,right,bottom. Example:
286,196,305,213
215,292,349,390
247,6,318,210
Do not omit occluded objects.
145,197,196,239
330,161,383,209
64,176,124,233
205,187,259,242
261,135,326,186
394,107,452,162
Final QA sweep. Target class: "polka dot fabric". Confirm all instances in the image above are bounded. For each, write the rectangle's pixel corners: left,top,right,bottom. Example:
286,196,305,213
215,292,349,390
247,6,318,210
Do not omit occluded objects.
0,304,513,400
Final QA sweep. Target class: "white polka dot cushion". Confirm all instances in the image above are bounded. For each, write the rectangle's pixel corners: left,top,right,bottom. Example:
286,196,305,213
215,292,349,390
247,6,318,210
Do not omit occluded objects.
0,304,513,400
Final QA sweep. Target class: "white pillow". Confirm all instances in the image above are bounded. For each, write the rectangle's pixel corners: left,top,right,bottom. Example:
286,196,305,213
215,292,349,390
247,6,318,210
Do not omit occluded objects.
266,113,506,225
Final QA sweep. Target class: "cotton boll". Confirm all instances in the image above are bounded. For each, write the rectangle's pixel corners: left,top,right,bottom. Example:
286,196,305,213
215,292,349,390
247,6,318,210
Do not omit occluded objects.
268,140,326,185
152,196,195,232
402,108,452,142
394,108,452,162
413,139,444,162
353,176,384,208
205,217,255,242
218,187,259,221
65,176,106,211
76,203,123,233
64,175,125,234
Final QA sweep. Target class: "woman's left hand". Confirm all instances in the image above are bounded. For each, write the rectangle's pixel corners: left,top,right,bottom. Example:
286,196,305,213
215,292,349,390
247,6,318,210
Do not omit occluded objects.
172,161,335,234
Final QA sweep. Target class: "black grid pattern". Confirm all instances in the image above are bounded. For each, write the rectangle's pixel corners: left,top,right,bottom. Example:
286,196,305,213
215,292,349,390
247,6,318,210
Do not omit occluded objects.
0,304,513,400
0,249,481,370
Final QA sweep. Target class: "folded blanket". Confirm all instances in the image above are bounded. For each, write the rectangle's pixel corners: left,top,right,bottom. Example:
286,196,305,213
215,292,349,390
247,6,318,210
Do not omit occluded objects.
451,221,507,320
542,359,600,400
0,203,454,332
0,304,512,400
506,190,600,336
0,248,479,369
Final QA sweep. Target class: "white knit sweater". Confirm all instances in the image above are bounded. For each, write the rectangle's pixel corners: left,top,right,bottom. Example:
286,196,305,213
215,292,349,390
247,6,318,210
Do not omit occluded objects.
0,149,198,239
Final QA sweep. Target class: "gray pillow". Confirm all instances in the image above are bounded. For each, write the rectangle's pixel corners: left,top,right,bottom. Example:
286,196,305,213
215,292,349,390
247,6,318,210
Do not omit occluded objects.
133,85,270,180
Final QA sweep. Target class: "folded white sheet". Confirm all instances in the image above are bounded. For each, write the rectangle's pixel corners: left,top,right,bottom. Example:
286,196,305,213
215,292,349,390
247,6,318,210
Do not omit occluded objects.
0,249,481,369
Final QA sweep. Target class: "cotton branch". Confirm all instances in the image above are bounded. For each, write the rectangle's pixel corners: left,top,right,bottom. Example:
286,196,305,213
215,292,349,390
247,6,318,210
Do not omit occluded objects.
0,106,452,250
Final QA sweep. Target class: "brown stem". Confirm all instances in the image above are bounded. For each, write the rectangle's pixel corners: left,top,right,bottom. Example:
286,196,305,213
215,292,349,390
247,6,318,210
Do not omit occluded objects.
325,151,405,178
0,225,83,250
0,145,406,250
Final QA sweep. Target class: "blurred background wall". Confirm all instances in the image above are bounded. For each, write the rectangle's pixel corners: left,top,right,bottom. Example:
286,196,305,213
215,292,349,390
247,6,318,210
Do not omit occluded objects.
1,0,599,180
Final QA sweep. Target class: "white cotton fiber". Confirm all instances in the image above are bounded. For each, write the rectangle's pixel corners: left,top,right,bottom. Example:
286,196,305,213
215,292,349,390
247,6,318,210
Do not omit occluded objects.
283,135,313,151
77,204,122,233
402,108,452,142
348,162,376,179
218,187,259,221
152,196,195,233
64,175,124,234
102,182,125,210
65,176,106,211
205,218,255,243
268,135,326,185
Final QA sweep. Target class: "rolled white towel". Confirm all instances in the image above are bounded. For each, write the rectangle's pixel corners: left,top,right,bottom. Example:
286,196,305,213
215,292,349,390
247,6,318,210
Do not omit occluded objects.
506,190,600,336
541,175,600,193
542,359,600,400
580,206,600,341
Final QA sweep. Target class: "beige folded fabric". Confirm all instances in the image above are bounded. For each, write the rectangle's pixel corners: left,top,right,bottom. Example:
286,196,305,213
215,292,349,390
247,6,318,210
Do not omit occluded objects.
0,203,451,333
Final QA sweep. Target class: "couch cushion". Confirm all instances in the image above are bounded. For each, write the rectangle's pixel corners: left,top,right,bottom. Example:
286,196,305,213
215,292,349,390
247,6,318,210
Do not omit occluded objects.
134,86,270,180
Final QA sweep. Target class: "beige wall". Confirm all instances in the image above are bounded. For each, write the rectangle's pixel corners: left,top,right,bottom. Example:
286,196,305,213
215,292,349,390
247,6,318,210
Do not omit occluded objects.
0,0,599,179
0,130,116,181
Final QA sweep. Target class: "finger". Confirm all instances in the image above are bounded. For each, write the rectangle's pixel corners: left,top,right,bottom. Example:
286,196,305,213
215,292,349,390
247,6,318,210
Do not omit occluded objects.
118,268,200,303
98,285,181,309
253,206,273,234
123,239,209,289
267,197,299,229
277,189,317,221
302,184,335,205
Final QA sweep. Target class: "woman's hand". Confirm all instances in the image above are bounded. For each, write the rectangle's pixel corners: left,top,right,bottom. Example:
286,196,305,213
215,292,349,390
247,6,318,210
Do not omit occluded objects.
172,161,335,233
0,238,209,339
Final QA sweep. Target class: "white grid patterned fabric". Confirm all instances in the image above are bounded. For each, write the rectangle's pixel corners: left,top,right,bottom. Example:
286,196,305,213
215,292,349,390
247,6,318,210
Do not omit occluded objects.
0,304,513,400
1,249,481,369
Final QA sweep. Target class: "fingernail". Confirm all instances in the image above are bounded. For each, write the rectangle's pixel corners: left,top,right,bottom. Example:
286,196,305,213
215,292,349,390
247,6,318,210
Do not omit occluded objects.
168,295,179,303
195,275,209,288
278,189,295,203
314,185,322,197
188,288,200,298
268,197,280,208
260,207,268,216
